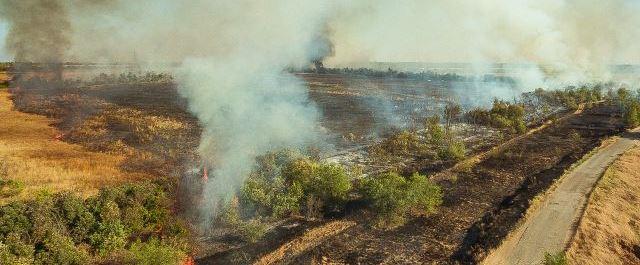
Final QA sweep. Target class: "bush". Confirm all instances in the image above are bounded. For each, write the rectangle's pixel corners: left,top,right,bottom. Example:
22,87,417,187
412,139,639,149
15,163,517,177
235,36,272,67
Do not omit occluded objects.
308,164,352,211
359,172,442,228
34,231,90,265
237,219,268,243
543,251,567,265
623,101,640,128
90,221,127,256
369,130,427,159
438,140,466,161
425,115,445,145
126,238,187,265
55,193,95,243
241,153,354,219
465,99,526,134
0,182,188,263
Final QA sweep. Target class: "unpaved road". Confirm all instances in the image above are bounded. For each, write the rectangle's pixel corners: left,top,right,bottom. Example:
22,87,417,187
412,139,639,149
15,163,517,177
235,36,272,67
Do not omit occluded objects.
483,130,639,265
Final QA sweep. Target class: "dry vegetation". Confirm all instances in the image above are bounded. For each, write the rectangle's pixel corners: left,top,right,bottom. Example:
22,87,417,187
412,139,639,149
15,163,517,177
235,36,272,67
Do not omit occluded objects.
0,88,151,202
567,145,640,264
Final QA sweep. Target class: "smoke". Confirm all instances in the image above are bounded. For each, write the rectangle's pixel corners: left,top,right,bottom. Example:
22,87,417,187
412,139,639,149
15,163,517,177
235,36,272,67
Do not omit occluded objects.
327,0,640,86
0,0,71,63
172,0,332,221
0,0,332,224
2,0,640,225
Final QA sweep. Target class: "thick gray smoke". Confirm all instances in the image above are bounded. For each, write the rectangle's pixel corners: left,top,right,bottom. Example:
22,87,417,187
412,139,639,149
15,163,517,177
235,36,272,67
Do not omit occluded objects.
0,0,70,62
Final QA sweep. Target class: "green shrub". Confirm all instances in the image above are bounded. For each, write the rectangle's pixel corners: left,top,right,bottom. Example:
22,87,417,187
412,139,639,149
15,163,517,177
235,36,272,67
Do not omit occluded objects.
34,231,90,265
438,140,466,161
466,99,526,134
242,154,354,219
0,240,33,265
271,181,304,217
426,115,445,144
90,221,127,256
126,238,186,265
543,251,567,265
4,233,34,259
308,164,352,210
237,219,268,243
405,173,443,214
54,193,95,243
359,172,442,228
0,202,31,238
624,101,640,128
369,130,429,160
0,182,187,263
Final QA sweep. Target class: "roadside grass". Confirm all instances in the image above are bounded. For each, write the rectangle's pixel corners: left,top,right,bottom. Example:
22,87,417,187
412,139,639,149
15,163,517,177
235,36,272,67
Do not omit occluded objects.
543,251,567,265
566,145,640,264
0,90,152,203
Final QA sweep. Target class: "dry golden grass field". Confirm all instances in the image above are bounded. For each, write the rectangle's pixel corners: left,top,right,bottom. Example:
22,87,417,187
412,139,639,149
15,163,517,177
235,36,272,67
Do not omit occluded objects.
0,76,152,203
567,145,640,264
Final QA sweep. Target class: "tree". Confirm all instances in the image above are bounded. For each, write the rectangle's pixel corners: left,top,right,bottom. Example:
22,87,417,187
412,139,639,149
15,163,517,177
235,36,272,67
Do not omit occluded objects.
444,103,462,131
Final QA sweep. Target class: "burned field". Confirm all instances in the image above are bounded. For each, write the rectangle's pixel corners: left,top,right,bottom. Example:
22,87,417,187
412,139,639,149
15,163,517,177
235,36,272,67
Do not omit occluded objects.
9,72,200,178
293,104,624,264
3,68,629,264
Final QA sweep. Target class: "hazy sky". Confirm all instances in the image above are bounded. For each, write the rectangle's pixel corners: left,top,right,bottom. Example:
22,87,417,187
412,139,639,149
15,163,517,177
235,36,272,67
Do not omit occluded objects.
0,21,8,61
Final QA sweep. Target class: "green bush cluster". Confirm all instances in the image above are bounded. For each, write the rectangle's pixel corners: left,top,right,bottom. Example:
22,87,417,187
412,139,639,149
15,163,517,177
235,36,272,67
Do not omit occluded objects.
609,88,640,128
359,172,442,228
0,182,188,264
369,114,466,163
241,151,352,219
369,130,429,160
466,99,526,134
426,115,467,161
236,150,444,231
536,86,603,110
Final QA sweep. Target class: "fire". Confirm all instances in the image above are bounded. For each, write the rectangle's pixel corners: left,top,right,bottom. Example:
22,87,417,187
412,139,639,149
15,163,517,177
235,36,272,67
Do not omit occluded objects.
202,162,208,182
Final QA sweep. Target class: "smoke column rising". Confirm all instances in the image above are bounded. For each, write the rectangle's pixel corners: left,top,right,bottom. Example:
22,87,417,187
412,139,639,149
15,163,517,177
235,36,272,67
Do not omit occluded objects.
0,0,70,63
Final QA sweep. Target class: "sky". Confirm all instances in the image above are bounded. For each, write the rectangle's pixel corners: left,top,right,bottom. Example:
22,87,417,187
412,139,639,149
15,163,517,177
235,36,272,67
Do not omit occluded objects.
0,21,8,61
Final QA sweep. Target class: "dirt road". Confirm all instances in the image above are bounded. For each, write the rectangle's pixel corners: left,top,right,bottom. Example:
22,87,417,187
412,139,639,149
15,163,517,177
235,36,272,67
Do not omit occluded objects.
482,130,639,265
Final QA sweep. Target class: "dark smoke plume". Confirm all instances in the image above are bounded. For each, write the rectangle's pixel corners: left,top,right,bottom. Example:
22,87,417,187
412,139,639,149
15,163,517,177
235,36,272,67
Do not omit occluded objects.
0,0,71,63
309,26,335,73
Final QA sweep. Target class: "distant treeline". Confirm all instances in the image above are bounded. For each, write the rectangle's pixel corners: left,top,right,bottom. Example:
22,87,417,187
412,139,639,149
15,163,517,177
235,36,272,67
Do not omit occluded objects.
297,66,517,85
0,62,12,72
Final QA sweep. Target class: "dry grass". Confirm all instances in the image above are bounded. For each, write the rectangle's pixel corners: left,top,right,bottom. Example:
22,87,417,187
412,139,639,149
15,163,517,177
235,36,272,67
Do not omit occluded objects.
566,145,640,264
0,72,9,82
0,88,152,203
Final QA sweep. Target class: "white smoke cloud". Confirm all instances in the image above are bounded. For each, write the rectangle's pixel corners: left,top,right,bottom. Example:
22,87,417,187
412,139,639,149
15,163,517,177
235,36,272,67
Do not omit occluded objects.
327,0,640,86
